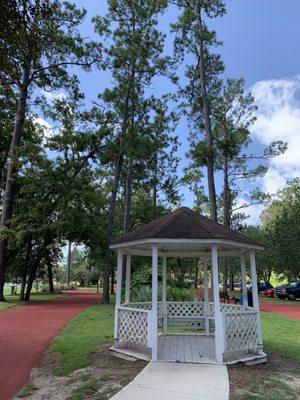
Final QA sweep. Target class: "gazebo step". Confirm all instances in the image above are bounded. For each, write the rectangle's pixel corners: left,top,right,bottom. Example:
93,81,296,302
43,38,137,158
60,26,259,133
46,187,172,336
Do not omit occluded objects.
110,346,150,362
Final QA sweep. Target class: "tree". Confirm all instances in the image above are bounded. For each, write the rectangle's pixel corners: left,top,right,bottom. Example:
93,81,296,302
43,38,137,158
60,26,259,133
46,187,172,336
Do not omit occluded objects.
261,179,300,281
0,0,101,300
94,0,174,303
172,0,226,221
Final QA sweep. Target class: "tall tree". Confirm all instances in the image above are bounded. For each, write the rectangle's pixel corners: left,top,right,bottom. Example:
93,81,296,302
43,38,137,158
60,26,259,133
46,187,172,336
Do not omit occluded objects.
94,0,173,303
172,0,226,221
0,0,100,300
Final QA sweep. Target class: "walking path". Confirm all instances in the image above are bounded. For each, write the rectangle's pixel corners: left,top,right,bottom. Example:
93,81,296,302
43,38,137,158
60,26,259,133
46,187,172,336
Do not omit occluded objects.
260,301,300,320
111,362,229,400
0,290,101,400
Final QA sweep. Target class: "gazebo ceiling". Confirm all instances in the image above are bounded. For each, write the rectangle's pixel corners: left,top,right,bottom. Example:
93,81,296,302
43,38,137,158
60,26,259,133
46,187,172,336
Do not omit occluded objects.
110,207,264,256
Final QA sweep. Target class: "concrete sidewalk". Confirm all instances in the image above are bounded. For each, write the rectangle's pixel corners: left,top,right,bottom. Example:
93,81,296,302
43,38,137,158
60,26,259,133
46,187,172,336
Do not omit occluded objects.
111,361,229,400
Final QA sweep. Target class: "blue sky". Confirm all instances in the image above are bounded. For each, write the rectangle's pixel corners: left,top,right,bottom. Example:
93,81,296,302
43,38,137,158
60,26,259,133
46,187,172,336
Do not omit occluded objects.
63,0,300,223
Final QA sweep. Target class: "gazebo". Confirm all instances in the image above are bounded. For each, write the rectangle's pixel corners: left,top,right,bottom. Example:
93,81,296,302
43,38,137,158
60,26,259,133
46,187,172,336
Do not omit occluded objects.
110,207,266,365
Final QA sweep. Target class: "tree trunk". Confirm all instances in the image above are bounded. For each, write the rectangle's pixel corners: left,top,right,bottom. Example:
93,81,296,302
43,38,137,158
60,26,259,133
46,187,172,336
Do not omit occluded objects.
102,149,124,304
47,261,55,293
110,267,115,295
19,234,32,300
0,62,31,301
67,240,72,285
24,257,41,301
152,153,158,217
197,7,217,222
102,60,135,304
223,157,230,294
230,272,234,291
194,263,198,289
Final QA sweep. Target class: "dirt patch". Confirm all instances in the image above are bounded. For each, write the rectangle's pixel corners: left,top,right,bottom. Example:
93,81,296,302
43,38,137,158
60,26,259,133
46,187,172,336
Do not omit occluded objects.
229,353,300,400
15,343,146,400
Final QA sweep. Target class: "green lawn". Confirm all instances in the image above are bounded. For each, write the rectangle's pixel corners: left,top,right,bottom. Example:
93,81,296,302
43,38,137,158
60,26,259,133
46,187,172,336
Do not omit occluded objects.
261,312,300,362
50,302,115,375
0,292,60,312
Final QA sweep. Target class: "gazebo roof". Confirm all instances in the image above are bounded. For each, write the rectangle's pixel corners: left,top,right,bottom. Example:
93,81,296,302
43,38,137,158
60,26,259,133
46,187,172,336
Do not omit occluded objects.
111,207,264,255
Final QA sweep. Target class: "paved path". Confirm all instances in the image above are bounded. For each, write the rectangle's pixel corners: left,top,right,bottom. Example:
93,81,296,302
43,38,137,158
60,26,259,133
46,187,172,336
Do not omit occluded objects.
0,290,101,400
260,301,300,320
111,362,229,400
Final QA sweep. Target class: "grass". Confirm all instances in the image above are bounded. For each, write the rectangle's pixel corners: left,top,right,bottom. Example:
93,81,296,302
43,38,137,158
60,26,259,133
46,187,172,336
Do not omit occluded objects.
229,312,300,400
261,312,300,362
49,303,115,375
0,292,60,312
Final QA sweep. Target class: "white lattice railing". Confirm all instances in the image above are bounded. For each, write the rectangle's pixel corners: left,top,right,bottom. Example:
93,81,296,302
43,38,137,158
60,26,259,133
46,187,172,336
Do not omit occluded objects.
223,309,261,352
117,306,150,349
118,301,262,354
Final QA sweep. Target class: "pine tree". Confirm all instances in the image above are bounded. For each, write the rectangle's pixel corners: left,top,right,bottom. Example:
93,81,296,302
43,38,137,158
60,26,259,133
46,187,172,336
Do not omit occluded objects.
94,0,174,303
172,0,226,221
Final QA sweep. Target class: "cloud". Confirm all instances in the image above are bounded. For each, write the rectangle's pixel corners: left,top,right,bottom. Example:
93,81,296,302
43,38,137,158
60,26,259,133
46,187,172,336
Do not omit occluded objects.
40,89,66,101
250,76,300,194
33,116,54,140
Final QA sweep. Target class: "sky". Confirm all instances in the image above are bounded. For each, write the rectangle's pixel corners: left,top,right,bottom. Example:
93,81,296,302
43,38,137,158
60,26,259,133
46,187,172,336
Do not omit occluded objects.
52,0,300,224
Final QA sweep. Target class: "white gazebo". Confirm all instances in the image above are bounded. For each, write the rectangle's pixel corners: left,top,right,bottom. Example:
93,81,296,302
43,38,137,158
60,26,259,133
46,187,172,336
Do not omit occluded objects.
110,207,266,365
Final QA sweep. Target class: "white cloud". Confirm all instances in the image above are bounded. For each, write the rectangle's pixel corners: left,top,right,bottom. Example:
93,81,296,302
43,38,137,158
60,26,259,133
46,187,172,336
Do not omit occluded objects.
33,116,54,140
40,89,66,101
250,76,300,194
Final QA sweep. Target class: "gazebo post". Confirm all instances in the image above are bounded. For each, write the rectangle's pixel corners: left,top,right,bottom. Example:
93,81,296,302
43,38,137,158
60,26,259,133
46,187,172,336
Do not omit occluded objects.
151,245,158,361
125,253,131,304
241,255,248,306
249,251,259,310
203,257,210,336
114,249,123,343
211,245,224,363
249,251,263,354
162,256,167,333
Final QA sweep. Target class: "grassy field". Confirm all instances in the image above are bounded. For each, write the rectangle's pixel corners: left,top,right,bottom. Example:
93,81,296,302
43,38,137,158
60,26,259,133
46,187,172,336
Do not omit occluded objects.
0,292,60,312
261,312,300,362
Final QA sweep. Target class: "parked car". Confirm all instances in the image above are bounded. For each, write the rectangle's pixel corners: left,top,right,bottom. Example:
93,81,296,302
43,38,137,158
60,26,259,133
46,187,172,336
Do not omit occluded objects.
286,281,300,300
276,281,300,299
265,287,275,297
247,282,273,292
276,284,289,299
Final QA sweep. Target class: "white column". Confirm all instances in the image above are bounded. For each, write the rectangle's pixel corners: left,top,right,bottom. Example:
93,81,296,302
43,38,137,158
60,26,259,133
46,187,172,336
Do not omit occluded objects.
241,255,248,306
250,252,260,311
211,245,224,363
162,256,167,333
250,251,263,353
125,254,131,304
151,245,158,360
203,258,210,335
114,249,123,341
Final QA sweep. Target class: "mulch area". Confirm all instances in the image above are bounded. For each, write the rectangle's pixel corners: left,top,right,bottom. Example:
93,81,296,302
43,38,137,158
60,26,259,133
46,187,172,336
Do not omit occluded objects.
0,290,102,400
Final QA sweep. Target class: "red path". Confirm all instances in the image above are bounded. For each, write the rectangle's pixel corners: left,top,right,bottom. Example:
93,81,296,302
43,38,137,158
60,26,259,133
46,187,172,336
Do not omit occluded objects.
260,301,300,320
0,291,101,400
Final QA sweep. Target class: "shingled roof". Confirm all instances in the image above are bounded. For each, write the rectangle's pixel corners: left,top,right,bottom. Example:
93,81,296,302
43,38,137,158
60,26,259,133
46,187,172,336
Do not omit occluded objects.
111,207,263,249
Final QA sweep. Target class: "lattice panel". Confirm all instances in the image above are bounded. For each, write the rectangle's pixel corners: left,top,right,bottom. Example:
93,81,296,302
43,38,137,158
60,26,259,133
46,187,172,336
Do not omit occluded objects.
167,319,206,331
118,308,148,348
224,311,260,352
125,302,163,318
167,302,206,317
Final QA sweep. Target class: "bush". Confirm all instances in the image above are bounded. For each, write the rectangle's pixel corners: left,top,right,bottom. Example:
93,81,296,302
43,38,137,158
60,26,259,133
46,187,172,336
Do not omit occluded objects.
130,284,195,302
